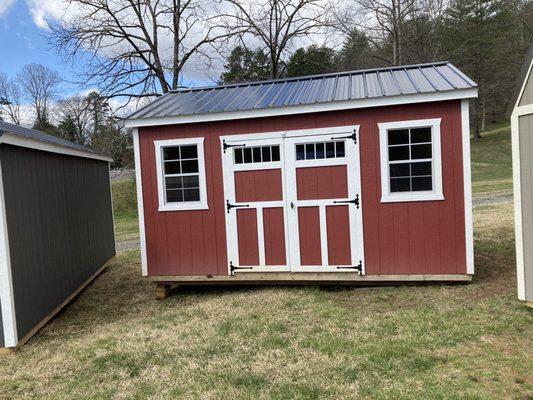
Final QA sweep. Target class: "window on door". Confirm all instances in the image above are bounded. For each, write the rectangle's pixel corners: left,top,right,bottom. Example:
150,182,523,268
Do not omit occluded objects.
378,118,443,202
296,140,345,160
155,137,208,211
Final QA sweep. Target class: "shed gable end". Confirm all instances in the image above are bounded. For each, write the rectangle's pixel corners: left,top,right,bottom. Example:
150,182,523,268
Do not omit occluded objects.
519,66,533,107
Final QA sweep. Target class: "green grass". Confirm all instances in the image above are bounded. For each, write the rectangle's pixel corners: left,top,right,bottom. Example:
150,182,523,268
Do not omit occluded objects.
0,202,530,399
471,123,513,194
112,179,138,242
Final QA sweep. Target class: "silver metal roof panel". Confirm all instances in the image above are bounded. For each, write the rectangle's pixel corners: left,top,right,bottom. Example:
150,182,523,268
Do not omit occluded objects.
127,62,477,121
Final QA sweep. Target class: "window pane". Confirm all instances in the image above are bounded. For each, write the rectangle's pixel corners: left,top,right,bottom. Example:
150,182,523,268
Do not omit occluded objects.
305,143,315,159
388,129,409,145
182,175,199,188
271,145,280,161
165,176,183,189
390,163,410,177
234,148,243,164
412,176,432,191
411,144,432,159
389,145,409,161
163,146,180,160
316,142,325,159
164,161,181,174
262,146,271,162
296,144,305,160
183,189,200,201
326,142,335,158
390,178,411,192
180,145,197,159
336,141,345,157
411,161,432,176
243,148,252,163
253,147,261,162
166,189,183,202
182,160,199,173
410,127,431,143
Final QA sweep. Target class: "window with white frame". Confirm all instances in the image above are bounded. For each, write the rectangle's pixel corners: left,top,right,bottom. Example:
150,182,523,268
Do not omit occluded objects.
155,137,208,211
379,119,443,202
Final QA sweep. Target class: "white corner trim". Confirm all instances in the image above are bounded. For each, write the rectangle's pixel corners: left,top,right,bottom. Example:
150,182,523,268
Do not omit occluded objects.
132,129,148,276
511,113,526,300
461,100,474,275
154,137,209,212
0,132,113,162
125,88,478,128
378,118,443,203
0,159,18,347
513,58,533,112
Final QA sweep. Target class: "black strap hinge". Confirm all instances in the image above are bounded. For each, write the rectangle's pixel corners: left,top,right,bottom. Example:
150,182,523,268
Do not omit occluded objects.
223,140,245,153
226,200,250,213
230,261,253,275
337,260,363,275
332,130,357,144
333,194,360,209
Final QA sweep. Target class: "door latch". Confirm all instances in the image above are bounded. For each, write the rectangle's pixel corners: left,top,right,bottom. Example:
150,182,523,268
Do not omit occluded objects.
226,200,250,213
333,194,360,209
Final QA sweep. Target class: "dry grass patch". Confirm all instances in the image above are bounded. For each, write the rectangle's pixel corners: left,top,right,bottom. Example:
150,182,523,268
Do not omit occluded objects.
0,202,531,399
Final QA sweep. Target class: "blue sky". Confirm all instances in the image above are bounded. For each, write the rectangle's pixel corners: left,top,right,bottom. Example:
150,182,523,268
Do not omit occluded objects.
0,1,78,88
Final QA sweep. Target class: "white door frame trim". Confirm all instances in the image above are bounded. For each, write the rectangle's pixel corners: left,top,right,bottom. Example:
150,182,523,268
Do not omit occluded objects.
220,125,365,275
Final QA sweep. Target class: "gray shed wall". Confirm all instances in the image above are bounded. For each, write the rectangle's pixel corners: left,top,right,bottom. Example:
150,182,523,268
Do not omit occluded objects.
519,114,533,301
0,144,115,341
0,299,4,347
519,72,533,106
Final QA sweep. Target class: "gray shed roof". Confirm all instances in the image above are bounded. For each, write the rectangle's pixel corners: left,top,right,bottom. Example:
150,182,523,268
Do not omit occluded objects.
128,61,477,122
0,121,112,161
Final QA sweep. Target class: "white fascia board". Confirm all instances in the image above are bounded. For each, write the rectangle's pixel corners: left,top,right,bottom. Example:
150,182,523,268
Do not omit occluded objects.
0,132,113,162
132,129,148,276
0,158,18,347
125,88,479,129
513,58,533,112
461,99,474,275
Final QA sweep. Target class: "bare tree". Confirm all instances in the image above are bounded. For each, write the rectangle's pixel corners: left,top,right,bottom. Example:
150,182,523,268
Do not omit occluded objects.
49,0,230,100
17,64,62,126
219,0,333,79
56,94,92,144
0,72,22,124
339,0,421,65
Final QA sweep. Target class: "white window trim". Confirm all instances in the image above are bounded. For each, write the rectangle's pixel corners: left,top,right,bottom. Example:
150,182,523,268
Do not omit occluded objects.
379,118,443,203
154,137,208,212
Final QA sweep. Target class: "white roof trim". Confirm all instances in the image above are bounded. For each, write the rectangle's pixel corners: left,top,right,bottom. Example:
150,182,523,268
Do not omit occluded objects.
513,56,533,112
0,132,113,162
125,88,478,129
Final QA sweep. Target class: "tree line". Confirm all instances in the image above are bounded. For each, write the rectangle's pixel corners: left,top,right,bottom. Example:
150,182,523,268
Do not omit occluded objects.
1,0,532,157
0,64,131,169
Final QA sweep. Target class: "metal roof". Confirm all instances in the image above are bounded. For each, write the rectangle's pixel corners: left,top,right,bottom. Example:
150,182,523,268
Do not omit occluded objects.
128,62,477,121
0,121,111,161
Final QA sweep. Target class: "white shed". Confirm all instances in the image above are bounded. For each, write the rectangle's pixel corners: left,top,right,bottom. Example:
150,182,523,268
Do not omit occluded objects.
511,43,533,308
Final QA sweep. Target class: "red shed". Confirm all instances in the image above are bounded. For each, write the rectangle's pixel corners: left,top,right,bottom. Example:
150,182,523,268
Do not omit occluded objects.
125,62,478,291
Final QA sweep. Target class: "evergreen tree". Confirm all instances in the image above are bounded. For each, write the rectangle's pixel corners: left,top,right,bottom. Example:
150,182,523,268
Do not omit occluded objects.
220,47,271,84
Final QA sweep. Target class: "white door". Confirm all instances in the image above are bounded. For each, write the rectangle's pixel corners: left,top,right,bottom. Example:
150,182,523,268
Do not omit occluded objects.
221,126,364,275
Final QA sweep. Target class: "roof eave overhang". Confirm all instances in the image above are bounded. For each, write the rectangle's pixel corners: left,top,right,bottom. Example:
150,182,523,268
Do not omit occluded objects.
125,88,478,129
0,132,113,162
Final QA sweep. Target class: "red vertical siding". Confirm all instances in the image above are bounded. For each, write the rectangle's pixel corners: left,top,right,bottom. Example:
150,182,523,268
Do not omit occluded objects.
139,100,467,276
298,207,322,265
263,207,286,265
326,205,352,265
296,166,348,200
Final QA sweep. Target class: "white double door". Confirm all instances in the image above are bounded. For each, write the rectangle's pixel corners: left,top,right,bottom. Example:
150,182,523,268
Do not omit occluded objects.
221,126,364,275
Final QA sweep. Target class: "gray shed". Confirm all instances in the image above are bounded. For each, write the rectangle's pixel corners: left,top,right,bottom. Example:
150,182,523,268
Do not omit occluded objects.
0,121,116,352
511,43,533,308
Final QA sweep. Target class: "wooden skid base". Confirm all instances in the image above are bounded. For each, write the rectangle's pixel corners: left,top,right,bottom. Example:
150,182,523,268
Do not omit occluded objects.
147,273,472,286
524,301,533,308
155,284,172,300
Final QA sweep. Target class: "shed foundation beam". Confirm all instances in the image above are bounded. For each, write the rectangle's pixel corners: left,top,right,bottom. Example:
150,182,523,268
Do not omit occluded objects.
155,284,172,300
